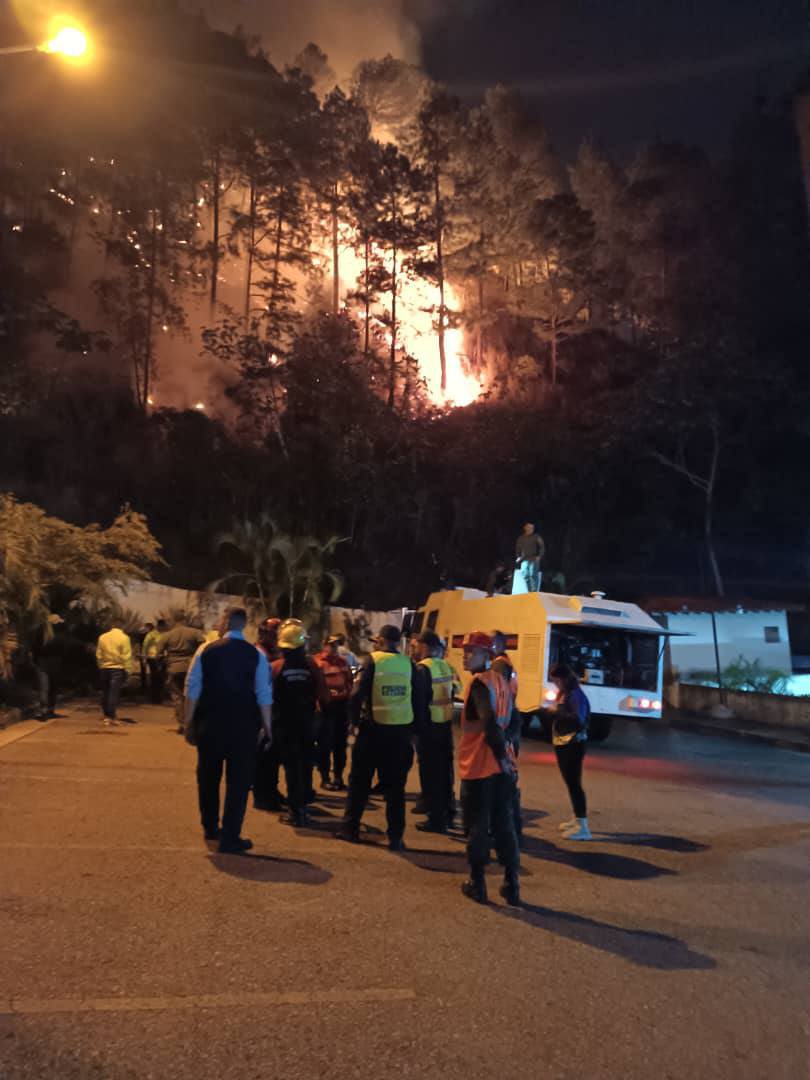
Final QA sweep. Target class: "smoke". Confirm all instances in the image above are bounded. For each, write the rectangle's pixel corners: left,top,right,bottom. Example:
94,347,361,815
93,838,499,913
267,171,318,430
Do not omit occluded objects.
191,0,424,82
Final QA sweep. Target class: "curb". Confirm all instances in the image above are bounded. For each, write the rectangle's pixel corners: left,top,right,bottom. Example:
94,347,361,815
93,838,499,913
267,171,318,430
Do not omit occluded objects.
0,718,55,752
665,712,810,755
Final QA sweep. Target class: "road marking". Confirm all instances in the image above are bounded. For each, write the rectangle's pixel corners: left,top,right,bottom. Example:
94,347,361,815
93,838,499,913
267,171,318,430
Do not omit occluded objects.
0,842,212,853
0,720,54,751
0,773,195,786
2,988,416,1016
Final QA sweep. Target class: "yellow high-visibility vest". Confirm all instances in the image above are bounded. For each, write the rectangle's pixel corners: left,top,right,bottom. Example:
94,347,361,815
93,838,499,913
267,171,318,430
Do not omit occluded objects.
419,656,455,724
370,650,413,725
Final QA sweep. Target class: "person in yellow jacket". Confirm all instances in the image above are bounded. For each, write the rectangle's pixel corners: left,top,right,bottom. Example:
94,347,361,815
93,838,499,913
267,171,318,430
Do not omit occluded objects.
337,624,426,851
412,630,457,834
96,624,132,726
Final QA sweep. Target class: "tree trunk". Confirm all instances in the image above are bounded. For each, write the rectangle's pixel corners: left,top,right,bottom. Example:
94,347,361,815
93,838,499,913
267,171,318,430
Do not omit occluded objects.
244,178,256,325
141,207,159,412
363,236,371,356
210,149,220,314
388,239,397,409
331,184,340,315
388,187,398,409
476,274,484,366
271,195,284,302
434,167,447,393
550,316,558,386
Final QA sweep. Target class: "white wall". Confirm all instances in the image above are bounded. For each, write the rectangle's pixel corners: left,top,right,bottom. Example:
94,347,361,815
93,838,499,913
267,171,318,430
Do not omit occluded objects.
662,610,792,678
108,581,244,631
108,581,403,651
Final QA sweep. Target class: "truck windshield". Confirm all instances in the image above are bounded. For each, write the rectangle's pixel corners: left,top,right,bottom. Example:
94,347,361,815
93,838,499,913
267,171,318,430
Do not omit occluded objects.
549,625,659,691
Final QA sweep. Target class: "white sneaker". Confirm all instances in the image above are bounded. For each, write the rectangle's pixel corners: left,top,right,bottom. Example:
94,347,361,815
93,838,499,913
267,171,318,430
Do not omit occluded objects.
558,818,577,832
563,819,592,841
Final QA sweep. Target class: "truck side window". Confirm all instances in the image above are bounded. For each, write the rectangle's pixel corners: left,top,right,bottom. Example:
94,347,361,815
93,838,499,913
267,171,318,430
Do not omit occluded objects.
412,612,424,634
427,610,438,631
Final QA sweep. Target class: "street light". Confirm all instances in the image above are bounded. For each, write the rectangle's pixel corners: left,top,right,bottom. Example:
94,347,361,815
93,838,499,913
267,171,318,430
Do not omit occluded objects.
41,26,88,59
0,19,91,62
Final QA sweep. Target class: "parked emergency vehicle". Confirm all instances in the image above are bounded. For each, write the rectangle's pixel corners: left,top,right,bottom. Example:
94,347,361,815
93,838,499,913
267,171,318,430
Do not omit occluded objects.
404,589,672,742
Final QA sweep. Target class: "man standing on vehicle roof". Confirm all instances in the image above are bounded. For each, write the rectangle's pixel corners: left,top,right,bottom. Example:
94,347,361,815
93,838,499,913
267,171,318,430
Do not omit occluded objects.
412,630,456,834
515,522,545,593
458,631,520,906
338,624,424,851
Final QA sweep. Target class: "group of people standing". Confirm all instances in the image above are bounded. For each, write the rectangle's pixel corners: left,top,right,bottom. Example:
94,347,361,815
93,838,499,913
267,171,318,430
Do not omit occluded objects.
95,613,208,727
182,608,593,904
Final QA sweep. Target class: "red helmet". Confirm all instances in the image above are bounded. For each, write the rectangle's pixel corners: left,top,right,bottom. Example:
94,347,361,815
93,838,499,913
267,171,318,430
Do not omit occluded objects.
461,631,494,652
258,617,281,639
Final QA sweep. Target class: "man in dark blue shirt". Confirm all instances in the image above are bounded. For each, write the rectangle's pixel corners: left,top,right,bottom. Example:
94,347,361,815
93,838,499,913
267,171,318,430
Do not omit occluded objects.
185,609,272,854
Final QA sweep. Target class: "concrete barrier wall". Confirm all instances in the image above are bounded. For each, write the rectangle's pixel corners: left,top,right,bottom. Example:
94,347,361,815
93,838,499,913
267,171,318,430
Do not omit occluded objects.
679,682,810,733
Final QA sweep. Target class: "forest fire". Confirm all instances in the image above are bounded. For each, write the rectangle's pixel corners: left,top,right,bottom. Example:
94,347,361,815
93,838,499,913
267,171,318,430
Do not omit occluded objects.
331,236,483,409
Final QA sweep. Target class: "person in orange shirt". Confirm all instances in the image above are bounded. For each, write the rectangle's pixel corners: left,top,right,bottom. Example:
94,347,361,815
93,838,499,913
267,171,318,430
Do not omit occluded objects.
457,631,520,906
313,635,354,790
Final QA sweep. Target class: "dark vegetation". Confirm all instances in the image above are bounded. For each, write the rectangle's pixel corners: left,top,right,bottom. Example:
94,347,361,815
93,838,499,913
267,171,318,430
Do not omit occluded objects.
1,1,808,612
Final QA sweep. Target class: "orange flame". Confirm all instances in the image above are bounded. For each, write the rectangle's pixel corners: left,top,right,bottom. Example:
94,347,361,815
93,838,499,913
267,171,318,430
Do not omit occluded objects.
328,232,482,408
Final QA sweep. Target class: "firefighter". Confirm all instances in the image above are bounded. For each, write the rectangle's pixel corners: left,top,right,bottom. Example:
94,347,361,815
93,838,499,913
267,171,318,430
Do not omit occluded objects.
458,631,521,906
412,630,456,834
313,635,353,790
254,618,284,811
492,630,524,844
338,624,423,851
270,620,329,827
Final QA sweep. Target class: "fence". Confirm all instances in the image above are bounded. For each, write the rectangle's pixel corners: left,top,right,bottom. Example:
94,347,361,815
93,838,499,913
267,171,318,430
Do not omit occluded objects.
677,682,810,734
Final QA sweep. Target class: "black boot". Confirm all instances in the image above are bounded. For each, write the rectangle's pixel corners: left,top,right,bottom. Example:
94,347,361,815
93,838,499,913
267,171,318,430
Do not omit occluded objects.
461,868,488,904
499,868,521,907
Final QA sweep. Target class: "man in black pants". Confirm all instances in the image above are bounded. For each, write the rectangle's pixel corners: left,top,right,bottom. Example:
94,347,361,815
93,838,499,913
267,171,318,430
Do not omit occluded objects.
549,662,592,841
492,631,523,843
270,620,329,828
254,618,283,810
412,631,456,834
457,631,520,906
338,625,425,851
185,608,273,854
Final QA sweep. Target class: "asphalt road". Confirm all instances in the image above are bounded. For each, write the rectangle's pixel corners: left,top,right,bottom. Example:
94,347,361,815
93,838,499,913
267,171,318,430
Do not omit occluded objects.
1,703,809,1079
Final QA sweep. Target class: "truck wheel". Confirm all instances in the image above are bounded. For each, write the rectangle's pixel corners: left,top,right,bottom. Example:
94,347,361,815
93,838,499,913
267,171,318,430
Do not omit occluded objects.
588,714,613,743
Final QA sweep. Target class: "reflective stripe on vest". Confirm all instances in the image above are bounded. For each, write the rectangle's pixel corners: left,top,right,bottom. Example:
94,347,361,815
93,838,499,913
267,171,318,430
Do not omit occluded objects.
418,657,455,724
370,650,413,725
457,668,511,781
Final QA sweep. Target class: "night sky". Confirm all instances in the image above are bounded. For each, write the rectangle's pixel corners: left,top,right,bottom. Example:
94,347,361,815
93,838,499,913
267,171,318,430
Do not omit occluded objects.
416,0,810,158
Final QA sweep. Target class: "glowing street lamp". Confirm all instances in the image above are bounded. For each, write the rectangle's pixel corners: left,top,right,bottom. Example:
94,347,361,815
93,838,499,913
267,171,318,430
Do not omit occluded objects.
41,25,89,59
0,18,91,63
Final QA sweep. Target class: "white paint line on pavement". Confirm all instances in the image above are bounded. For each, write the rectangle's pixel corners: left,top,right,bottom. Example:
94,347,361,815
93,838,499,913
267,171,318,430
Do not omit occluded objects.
0,720,54,751
3,988,416,1016
0,842,209,853
0,773,195,786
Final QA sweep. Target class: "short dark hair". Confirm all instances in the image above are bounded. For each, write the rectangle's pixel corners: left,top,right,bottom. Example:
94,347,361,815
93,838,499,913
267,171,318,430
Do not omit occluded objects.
418,630,442,650
549,662,579,691
227,608,248,631
378,624,402,644
156,619,168,631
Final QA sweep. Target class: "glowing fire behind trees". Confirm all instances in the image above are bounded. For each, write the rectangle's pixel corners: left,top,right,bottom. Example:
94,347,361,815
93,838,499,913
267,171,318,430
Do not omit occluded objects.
320,230,483,409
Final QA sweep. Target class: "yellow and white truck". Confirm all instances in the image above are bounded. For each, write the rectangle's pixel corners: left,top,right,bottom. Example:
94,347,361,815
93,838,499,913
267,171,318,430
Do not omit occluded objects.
404,589,670,742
